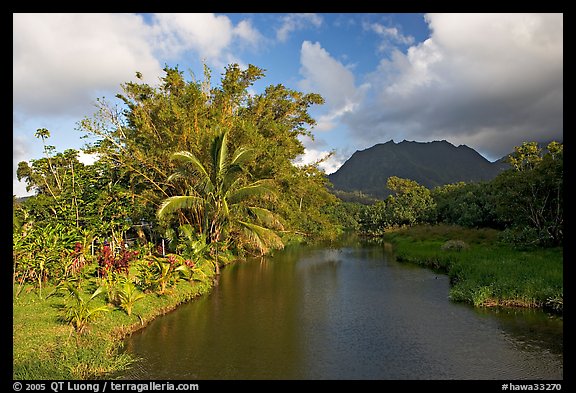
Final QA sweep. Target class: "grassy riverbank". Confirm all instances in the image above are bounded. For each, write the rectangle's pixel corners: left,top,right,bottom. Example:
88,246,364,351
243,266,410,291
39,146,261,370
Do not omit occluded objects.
384,224,563,313
13,263,215,380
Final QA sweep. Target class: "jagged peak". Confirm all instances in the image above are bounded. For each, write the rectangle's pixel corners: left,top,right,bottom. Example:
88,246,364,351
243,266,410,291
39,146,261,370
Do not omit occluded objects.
329,138,505,199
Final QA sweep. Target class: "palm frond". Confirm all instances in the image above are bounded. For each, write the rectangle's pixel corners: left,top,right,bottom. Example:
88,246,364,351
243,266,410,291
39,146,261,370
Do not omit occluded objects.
237,220,284,255
89,285,107,301
211,131,228,183
247,206,284,230
157,195,204,219
171,151,211,183
166,172,186,183
228,180,275,205
230,146,254,167
222,165,244,193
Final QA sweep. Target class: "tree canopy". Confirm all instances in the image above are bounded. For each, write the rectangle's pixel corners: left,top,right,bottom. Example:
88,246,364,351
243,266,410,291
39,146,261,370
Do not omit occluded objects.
78,63,340,254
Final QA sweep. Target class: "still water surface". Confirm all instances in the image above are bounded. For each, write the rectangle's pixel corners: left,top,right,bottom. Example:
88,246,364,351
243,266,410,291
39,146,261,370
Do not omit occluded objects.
120,238,562,379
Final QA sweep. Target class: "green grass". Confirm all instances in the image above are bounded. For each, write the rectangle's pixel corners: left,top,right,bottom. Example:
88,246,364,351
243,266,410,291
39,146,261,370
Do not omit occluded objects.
384,224,563,313
13,261,215,380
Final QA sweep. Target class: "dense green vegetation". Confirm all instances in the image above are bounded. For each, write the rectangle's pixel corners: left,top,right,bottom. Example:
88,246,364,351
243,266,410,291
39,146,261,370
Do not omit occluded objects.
355,141,563,248
342,141,563,313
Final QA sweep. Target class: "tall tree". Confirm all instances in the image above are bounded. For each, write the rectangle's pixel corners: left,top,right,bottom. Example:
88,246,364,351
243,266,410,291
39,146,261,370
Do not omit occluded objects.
384,176,436,226
80,63,340,243
492,141,563,245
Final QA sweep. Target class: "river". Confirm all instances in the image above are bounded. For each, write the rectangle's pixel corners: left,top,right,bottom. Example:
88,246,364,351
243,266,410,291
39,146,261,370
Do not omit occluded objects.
118,237,562,380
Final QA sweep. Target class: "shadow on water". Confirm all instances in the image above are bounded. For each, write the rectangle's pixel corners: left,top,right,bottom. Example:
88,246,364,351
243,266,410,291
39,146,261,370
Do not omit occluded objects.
118,234,562,380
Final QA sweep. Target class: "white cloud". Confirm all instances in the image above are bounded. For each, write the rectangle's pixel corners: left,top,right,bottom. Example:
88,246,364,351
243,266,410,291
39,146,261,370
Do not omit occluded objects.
13,13,265,119
13,13,164,118
294,148,343,174
13,179,33,198
233,20,264,47
151,13,262,63
299,41,364,132
13,135,28,170
344,13,563,159
299,41,357,110
276,14,322,42
77,151,100,165
13,136,33,197
293,135,344,174
364,21,415,51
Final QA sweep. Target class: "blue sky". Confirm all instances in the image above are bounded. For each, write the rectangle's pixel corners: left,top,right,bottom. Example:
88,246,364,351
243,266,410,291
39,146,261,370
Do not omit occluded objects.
13,13,563,197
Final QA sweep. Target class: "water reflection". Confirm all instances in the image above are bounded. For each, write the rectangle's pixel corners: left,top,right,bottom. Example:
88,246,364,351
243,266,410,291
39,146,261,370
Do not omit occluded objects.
473,307,563,355
120,237,562,380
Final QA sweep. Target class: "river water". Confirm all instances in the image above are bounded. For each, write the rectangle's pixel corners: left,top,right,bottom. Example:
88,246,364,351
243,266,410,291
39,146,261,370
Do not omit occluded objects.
119,238,562,380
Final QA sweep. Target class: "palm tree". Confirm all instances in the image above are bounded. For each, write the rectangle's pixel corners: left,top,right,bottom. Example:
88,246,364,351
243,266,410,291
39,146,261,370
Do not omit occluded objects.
157,130,284,274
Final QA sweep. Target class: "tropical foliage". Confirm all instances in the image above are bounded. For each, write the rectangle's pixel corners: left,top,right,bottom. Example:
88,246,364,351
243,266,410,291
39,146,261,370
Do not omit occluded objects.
157,130,285,265
54,283,109,334
14,62,348,337
492,142,563,246
78,63,340,248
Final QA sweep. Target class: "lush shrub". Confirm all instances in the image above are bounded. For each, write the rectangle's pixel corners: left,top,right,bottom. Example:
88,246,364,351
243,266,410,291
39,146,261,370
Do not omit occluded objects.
441,239,469,251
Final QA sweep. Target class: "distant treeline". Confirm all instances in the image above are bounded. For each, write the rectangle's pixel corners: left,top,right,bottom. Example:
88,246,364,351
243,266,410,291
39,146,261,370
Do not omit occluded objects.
336,141,563,248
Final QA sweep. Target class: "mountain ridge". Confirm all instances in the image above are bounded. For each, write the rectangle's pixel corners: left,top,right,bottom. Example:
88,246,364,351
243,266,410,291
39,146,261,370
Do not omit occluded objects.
328,139,509,199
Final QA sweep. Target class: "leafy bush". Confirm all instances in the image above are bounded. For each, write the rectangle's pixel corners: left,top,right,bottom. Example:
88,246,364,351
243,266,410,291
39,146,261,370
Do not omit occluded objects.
97,245,139,277
498,226,551,248
116,280,146,316
441,239,469,251
13,223,83,297
136,255,189,294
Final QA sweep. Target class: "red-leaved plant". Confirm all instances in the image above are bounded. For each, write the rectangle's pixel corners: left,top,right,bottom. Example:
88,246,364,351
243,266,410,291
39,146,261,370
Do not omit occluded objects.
98,244,138,277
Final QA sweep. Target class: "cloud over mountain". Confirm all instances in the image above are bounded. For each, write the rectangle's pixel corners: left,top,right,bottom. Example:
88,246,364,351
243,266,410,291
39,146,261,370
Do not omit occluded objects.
343,13,563,160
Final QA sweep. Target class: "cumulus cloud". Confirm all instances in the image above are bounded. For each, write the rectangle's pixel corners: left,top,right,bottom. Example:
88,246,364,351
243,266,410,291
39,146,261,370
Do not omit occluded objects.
299,41,357,110
13,136,28,172
13,136,32,197
13,13,264,119
344,13,563,159
151,13,234,60
151,13,263,64
77,151,100,165
276,14,323,42
233,20,264,47
13,13,164,118
299,41,366,132
293,135,344,174
295,148,343,174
